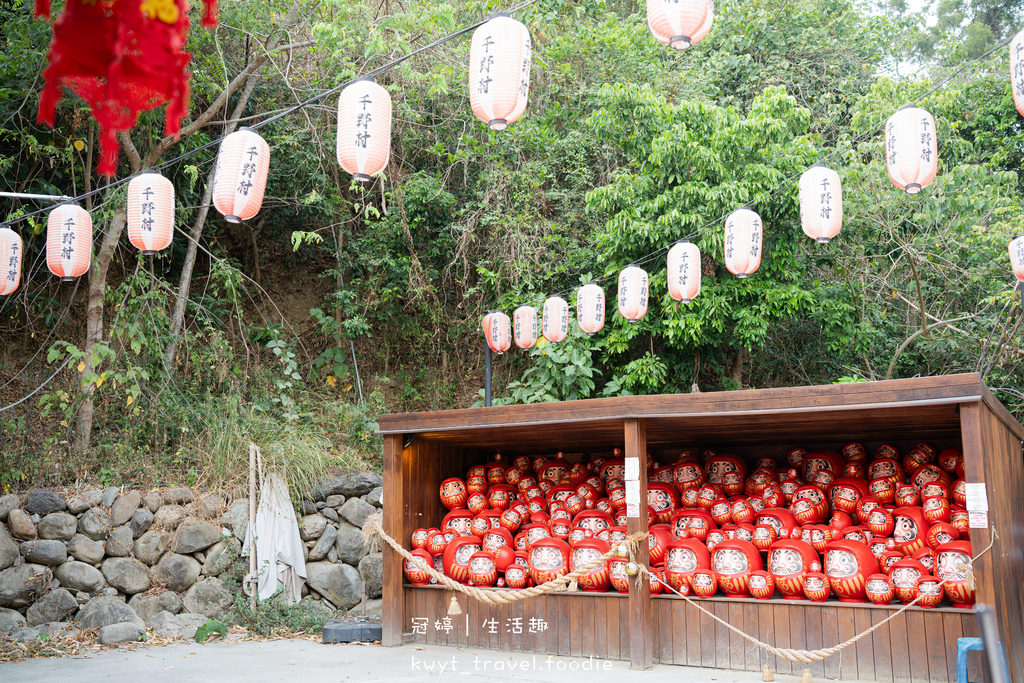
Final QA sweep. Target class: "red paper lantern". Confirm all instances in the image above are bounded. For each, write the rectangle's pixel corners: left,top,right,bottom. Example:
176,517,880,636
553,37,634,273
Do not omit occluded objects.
513,305,538,349
469,16,531,131
617,265,649,322
336,79,391,182
724,207,762,278
576,283,605,334
885,105,938,195
47,203,92,280
0,227,23,296
667,240,701,303
541,296,569,342
646,0,714,50
482,311,512,354
213,128,270,224
127,171,174,254
799,165,842,243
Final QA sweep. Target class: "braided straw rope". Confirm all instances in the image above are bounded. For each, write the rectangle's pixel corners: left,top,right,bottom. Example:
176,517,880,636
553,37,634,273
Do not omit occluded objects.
363,512,649,606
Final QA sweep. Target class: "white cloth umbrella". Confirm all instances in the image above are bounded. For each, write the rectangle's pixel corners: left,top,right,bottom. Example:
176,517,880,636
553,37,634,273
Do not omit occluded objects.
242,471,307,603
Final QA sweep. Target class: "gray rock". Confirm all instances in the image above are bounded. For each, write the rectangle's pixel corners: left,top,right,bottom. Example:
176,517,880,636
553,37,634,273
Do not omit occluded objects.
308,525,337,562
110,491,141,528
38,512,77,541
67,490,104,514
24,491,66,515
299,514,328,541
182,577,232,619
172,518,222,554
298,501,316,516
0,524,18,571
299,595,334,618
327,546,339,563
133,530,171,566
222,500,249,543
98,621,143,645
0,564,51,608
153,553,200,592
367,486,384,507
129,590,182,622
101,587,119,597
54,561,105,593
101,558,150,595
20,540,67,565
79,507,112,540
105,526,134,557
153,504,185,530
26,588,78,626
338,498,376,529
142,491,163,513
321,507,338,523
68,534,105,565
77,595,143,630
74,591,89,605
194,492,225,520
314,501,327,510
305,562,362,611
163,488,193,505
358,553,383,599
7,626,39,641
0,494,18,522
101,487,119,508
346,598,383,617
201,538,239,576
334,523,368,565
130,508,154,538
315,471,382,498
8,509,37,540
146,610,185,639
0,606,26,634
325,495,345,508
37,621,77,638
173,612,209,640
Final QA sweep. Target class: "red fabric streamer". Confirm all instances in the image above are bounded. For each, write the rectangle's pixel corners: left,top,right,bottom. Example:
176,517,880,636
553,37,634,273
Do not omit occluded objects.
201,0,218,28
34,0,50,20
36,0,217,176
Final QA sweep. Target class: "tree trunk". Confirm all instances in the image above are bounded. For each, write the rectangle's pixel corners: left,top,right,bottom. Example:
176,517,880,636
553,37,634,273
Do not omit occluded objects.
730,346,747,388
74,207,126,452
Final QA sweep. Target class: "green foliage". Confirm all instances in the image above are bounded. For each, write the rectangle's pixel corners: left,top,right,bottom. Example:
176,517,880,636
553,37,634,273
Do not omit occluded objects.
194,619,227,643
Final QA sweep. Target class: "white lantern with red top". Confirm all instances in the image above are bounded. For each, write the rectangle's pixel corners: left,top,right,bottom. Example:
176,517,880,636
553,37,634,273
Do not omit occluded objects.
667,241,701,304
212,127,270,223
127,171,174,254
647,0,714,50
577,283,605,335
799,165,842,244
0,226,22,296
514,305,538,349
885,105,937,195
483,311,512,354
724,207,762,278
542,296,569,343
337,79,392,182
617,265,649,322
469,16,531,131
46,203,92,281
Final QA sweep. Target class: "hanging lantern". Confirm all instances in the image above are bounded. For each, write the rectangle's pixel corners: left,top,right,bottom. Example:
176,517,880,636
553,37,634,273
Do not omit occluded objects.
577,283,605,335
1012,30,1024,117
799,165,843,243
127,171,174,255
617,265,649,323
46,203,92,281
1010,236,1024,282
35,0,217,176
646,0,714,50
885,105,937,195
667,241,701,304
336,79,392,182
514,306,538,349
482,311,512,354
469,15,531,131
542,296,569,343
213,127,270,224
0,227,22,296
724,207,762,278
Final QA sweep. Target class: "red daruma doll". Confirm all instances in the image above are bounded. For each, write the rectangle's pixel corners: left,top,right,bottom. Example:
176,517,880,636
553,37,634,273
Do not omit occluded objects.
440,478,468,510
443,536,482,583
712,539,763,598
936,541,975,608
893,507,930,555
570,538,611,592
824,540,878,602
528,538,571,585
505,562,528,589
664,538,711,591
404,548,434,585
768,539,821,600
468,551,498,587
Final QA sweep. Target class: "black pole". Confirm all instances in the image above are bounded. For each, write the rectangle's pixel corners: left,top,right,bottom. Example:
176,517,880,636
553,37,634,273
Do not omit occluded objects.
485,344,492,407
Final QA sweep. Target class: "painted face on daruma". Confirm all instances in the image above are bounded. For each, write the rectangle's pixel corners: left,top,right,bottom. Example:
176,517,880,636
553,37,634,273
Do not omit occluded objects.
531,546,565,571
869,460,899,480
441,481,464,496
937,551,970,580
667,548,699,573
455,543,481,566
795,487,824,505
826,550,859,578
693,573,714,587
891,567,920,588
806,576,825,591
506,566,525,582
572,547,601,567
650,489,673,512
526,526,549,544
446,517,472,535
470,556,494,573
483,533,506,551
770,548,803,575
867,578,889,593
713,549,748,575
676,464,702,485
894,515,919,542
705,458,741,484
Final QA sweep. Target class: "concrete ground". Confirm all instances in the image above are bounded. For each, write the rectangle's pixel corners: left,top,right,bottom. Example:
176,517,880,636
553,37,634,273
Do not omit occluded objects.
2,639,870,682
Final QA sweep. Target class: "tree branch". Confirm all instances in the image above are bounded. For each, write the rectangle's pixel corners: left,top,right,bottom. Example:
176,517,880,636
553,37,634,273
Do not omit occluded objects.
884,314,977,380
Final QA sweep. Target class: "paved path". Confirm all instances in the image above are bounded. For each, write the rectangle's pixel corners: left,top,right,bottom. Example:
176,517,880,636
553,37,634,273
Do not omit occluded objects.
3,639,872,682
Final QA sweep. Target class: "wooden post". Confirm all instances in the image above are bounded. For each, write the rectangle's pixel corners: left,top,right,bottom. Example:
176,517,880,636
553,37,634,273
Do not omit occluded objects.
957,402,995,607
624,418,652,670
382,434,406,646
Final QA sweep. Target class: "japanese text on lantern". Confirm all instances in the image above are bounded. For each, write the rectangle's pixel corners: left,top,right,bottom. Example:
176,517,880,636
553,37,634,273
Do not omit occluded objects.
141,186,155,234
519,38,531,96
478,36,495,94
919,117,932,162
679,251,689,285
750,217,761,257
725,220,734,258
819,178,832,219
887,121,897,165
7,241,17,282
239,145,259,196
356,94,373,148
61,217,76,260
1016,44,1024,96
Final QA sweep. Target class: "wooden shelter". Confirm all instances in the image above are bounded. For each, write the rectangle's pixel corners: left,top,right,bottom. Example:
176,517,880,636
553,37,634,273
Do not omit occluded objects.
378,374,1024,682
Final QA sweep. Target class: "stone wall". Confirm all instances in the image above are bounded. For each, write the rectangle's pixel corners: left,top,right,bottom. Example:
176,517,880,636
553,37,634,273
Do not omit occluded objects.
0,471,383,645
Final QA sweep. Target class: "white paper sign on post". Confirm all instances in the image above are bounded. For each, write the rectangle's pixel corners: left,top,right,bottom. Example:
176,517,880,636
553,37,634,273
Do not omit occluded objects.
965,483,989,512
625,480,641,518
624,457,640,481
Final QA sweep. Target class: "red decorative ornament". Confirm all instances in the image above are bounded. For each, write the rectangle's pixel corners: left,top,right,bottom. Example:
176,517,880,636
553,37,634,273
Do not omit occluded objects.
609,557,630,593
505,562,528,589
803,571,830,602
914,575,944,608
440,478,468,510
404,548,434,585
468,551,498,587
528,538,570,585
865,573,895,605
690,568,718,598
410,528,430,550
569,538,611,592
748,570,775,600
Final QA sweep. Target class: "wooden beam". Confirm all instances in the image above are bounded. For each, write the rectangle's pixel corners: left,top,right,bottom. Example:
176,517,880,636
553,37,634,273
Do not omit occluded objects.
625,418,652,670
957,403,995,607
382,433,405,646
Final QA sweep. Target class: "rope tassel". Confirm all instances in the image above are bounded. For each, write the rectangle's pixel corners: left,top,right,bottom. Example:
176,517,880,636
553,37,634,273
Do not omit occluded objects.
801,667,814,683
447,594,462,616
762,662,774,681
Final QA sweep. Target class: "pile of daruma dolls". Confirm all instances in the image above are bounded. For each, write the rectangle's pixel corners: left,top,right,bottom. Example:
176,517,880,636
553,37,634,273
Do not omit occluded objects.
403,443,974,608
